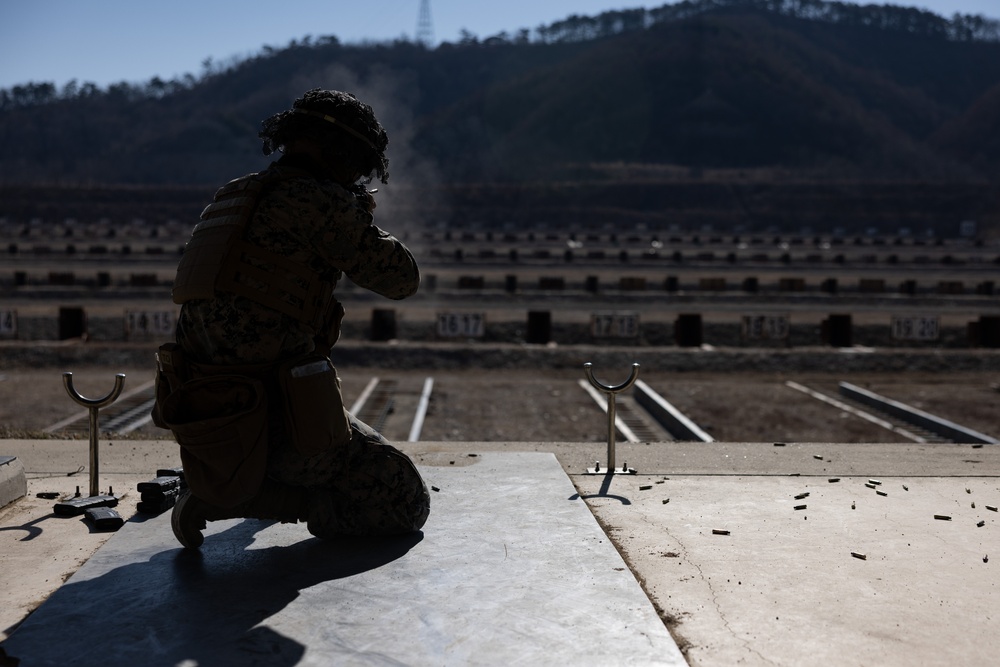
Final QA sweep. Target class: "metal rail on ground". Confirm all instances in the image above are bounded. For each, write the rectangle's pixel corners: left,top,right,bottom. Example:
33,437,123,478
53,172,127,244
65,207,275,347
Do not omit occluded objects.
838,381,998,444
356,379,397,433
786,381,930,442
633,379,714,442
351,376,434,440
349,377,380,415
408,377,434,442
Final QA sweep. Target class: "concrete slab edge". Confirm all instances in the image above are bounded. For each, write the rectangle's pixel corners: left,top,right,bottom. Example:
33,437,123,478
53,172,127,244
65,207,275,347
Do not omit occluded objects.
0,456,27,510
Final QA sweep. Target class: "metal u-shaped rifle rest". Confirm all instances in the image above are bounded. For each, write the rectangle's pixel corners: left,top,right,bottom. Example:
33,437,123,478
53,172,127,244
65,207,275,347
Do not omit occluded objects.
584,362,639,475
62,372,126,497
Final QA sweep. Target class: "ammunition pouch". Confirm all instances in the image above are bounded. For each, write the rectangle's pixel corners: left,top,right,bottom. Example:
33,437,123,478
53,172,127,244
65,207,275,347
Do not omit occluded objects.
313,298,346,357
152,343,188,429
156,374,269,508
152,343,352,506
276,354,353,458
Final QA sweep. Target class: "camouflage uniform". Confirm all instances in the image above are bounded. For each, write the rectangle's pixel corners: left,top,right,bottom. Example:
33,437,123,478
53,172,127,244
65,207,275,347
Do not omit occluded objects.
175,153,429,536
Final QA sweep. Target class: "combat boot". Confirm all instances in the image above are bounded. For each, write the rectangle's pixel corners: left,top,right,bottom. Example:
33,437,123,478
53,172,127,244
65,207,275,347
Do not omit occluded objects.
171,491,219,549
171,478,311,548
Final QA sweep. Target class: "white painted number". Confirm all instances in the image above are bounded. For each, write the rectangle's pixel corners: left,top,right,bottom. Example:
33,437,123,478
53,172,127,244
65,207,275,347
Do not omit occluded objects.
0,310,16,337
437,313,485,338
742,315,790,340
891,316,939,341
125,310,175,338
590,312,639,338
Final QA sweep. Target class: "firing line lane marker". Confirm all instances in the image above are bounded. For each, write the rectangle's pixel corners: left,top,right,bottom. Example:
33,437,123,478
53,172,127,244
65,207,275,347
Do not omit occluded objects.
784,380,927,443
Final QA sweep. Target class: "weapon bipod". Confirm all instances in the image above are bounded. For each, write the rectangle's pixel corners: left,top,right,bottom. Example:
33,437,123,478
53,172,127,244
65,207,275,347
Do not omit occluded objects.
583,362,639,475
62,372,126,497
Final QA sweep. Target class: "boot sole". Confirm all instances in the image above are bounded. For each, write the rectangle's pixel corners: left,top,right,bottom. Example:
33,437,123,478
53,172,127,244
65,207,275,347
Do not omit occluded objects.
171,491,205,549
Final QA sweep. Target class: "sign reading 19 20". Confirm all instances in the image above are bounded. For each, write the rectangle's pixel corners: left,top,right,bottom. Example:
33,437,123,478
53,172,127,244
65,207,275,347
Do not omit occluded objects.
741,314,790,340
891,315,939,341
125,310,175,339
591,312,639,338
437,312,486,338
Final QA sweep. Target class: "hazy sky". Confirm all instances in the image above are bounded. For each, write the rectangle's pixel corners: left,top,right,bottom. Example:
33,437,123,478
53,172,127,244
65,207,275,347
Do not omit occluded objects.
2,0,996,90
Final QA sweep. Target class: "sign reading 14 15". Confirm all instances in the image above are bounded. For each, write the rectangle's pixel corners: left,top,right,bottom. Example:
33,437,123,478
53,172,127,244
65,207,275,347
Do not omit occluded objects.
125,310,175,338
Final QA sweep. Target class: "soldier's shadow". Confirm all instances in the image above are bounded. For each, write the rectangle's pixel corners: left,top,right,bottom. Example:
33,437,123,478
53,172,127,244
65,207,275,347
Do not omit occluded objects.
5,519,422,667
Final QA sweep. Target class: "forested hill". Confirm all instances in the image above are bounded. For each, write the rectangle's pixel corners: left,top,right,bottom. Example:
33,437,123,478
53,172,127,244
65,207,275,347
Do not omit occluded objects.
2,0,1000,190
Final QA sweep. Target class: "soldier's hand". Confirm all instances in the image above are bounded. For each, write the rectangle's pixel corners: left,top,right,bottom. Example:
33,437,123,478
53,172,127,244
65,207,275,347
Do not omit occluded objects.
361,190,377,213
351,183,377,213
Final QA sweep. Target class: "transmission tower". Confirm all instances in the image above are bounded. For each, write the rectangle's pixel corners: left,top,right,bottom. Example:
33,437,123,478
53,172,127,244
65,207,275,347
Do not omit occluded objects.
416,0,435,46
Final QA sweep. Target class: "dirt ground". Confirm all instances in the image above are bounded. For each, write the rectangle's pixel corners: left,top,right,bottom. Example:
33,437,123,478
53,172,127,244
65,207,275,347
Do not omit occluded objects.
1,364,996,444
0,366,159,436
647,371,1000,442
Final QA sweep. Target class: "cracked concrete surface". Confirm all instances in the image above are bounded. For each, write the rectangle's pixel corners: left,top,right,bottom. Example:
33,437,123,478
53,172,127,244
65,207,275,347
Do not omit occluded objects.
2,452,685,667
574,442,1000,667
2,438,999,665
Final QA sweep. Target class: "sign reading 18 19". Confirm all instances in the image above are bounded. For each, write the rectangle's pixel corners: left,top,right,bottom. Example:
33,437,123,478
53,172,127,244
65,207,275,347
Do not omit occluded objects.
437,312,486,338
891,315,939,341
591,312,639,338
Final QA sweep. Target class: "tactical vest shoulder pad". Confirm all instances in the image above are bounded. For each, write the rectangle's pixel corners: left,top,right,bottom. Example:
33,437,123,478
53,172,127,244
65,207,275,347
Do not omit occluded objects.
171,173,264,304
172,168,337,333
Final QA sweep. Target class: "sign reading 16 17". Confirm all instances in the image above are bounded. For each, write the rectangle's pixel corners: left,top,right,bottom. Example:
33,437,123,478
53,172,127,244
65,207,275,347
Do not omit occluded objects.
437,312,485,338
891,315,939,341
591,312,639,338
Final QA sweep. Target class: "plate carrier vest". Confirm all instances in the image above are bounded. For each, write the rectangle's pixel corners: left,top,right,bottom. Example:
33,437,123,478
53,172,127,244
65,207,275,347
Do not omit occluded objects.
171,167,338,334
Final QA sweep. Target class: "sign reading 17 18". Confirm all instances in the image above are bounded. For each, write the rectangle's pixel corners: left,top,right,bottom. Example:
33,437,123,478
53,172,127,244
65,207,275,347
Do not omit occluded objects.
591,312,639,338
891,315,939,341
437,312,485,338
742,314,790,340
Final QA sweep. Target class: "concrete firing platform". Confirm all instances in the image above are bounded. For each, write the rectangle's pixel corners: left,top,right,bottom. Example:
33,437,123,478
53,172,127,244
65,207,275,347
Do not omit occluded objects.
1,452,685,667
571,441,1000,667
4,438,1000,666
0,456,26,510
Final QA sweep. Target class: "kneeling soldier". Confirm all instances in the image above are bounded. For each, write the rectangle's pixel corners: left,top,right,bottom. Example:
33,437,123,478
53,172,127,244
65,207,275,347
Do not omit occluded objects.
153,89,430,548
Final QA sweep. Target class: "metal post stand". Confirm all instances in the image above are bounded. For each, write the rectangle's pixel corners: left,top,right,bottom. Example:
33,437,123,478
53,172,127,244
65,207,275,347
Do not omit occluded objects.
62,372,126,496
583,362,639,475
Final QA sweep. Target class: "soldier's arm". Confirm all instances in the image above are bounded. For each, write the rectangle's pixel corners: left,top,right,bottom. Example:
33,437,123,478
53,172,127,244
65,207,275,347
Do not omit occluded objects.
262,177,419,299
339,222,420,300
297,180,419,299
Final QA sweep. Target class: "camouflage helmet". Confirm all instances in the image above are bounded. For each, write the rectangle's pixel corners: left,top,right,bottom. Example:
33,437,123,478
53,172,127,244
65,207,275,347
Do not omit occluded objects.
259,89,390,183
